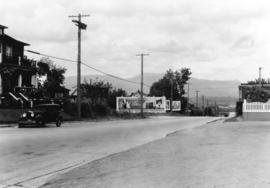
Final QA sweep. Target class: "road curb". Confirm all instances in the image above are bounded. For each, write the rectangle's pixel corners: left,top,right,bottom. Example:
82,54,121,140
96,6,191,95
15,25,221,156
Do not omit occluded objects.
206,117,223,124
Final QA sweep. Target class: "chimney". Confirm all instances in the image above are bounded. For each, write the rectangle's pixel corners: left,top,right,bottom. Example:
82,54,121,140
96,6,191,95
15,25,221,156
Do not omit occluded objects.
0,25,8,35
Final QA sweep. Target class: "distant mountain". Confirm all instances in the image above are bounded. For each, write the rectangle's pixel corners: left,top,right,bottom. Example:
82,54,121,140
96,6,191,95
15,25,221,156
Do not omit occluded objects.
64,73,163,94
64,73,240,105
187,78,240,105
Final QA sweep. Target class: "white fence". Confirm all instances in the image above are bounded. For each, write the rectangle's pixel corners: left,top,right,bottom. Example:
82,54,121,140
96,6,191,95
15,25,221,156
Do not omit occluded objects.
243,99,270,112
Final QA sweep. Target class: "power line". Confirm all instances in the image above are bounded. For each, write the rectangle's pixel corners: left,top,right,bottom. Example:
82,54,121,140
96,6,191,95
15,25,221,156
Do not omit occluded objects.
27,50,77,62
25,50,151,87
25,50,237,91
81,62,151,87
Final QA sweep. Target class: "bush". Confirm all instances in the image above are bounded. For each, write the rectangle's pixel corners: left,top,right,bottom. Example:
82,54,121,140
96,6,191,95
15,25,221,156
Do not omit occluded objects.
64,100,111,118
92,103,109,116
190,108,204,116
81,102,93,118
63,100,77,116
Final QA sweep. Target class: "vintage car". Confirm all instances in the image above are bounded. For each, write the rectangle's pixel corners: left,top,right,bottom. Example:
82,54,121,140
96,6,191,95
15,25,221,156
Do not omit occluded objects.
18,104,63,128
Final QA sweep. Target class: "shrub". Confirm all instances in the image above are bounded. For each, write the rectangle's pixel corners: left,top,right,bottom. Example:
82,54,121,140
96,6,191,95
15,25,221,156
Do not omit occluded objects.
92,103,109,116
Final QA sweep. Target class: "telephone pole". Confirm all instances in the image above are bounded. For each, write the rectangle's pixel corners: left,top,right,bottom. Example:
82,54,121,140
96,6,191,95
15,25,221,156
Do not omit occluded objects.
136,53,149,118
170,78,173,112
187,83,189,111
202,95,205,109
259,67,262,86
196,90,200,108
69,13,89,120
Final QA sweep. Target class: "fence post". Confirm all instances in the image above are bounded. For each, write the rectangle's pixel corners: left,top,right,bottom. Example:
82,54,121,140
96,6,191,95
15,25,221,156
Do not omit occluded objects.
243,99,246,112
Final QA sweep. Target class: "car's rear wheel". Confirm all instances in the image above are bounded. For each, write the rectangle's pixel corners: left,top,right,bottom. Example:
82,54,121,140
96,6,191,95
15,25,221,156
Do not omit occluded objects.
56,118,62,127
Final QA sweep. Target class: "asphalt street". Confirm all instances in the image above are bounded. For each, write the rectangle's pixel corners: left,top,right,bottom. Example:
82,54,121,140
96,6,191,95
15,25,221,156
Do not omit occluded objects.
41,120,270,188
0,116,218,188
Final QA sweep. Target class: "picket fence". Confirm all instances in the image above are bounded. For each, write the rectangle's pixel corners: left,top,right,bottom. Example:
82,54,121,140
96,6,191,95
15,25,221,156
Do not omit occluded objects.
243,99,270,112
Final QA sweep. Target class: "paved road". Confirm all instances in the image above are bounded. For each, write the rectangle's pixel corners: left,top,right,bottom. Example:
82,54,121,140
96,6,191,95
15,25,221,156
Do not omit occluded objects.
42,120,270,188
0,116,218,188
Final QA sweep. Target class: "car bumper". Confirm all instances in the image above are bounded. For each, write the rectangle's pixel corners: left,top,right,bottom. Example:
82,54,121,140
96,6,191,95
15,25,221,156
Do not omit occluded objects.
18,119,36,125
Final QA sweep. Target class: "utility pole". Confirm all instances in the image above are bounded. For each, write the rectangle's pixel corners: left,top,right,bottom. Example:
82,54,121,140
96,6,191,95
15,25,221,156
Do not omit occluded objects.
136,53,149,118
187,83,189,111
69,13,90,120
214,101,217,116
259,67,262,86
202,95,205,109
170,78,173,112
196,90,200,108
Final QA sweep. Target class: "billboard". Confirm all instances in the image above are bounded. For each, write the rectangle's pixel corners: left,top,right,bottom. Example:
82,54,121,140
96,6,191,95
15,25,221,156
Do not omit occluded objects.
166,100,170,111
172,101,181,111
116,96,166,113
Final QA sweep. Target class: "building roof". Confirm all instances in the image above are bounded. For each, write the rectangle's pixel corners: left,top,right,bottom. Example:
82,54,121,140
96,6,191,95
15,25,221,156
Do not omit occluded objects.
129,90,148,97
0,34,29,46
0,25,8,29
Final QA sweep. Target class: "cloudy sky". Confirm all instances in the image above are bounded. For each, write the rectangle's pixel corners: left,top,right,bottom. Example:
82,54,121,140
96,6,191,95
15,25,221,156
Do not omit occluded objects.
1,0,270,82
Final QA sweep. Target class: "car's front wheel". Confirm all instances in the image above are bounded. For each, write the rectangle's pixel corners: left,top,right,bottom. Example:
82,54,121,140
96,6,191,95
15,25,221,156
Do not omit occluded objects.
56,118,62,127
18,123,24,128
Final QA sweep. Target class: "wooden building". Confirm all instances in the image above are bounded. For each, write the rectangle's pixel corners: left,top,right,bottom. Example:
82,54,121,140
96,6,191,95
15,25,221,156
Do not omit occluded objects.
0,25,38,106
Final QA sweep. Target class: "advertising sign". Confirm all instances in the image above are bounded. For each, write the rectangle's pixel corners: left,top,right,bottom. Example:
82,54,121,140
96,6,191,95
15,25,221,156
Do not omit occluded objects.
116,96,166,113
166,100,170,111
172,101,181,111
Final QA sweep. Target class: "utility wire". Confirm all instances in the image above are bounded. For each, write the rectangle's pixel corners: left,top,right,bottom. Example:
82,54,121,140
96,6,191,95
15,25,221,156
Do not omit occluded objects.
81,62,151,87
27,50,77,63
25,50,151,87
25,50,237,90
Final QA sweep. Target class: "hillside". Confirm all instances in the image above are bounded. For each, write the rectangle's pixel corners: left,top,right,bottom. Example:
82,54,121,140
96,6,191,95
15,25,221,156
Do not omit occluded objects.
64,73,163,94
64,73,240,105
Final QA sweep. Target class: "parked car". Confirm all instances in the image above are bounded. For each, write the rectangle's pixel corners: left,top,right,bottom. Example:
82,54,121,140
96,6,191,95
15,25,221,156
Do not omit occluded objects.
18,104,63,128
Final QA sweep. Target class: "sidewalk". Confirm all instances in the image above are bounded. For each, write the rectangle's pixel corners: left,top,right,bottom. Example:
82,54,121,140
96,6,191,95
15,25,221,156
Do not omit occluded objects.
41,120,270,188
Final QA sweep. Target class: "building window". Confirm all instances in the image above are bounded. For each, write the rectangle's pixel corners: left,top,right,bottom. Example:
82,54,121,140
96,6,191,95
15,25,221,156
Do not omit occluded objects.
6,46,12,57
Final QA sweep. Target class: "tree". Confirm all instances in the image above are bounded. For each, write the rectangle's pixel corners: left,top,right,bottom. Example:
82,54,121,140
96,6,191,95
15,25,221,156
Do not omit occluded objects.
108,88,127,109
244,86,270,102
75,79,127,117
247,78,270,85
37,57,67,98
150,68,192,100
149,68,191,112
243,78,270,102
81,79,112,104
81,79,127,109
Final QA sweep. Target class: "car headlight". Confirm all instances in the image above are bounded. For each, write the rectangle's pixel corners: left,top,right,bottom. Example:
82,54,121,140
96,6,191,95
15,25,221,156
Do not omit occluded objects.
29,111,34,117
21,113,27,118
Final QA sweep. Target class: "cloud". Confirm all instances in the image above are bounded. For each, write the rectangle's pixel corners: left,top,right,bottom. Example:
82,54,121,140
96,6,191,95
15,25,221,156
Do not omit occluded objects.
2,0,270,82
